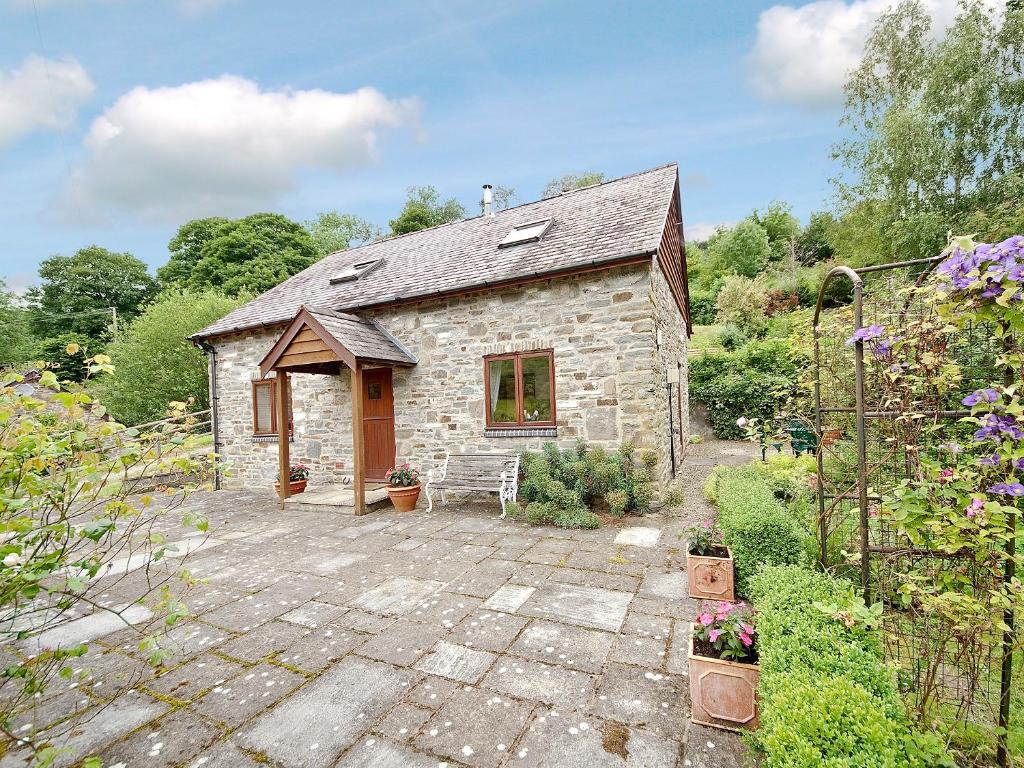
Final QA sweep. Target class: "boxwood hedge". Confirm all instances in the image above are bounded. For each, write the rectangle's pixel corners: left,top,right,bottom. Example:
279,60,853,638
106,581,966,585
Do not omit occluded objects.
749,565,954,768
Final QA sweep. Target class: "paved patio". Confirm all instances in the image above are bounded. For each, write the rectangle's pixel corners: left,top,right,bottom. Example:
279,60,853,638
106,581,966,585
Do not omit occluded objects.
6,441,757,768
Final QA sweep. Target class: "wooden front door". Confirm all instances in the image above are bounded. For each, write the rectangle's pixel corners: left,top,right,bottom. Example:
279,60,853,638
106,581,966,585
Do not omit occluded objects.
361,367,395,481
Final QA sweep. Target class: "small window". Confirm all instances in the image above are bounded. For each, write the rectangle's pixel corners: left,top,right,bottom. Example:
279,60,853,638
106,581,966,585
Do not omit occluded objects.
484,350,556,427
498,219,552,248
329,258,383,284
252,378,293,436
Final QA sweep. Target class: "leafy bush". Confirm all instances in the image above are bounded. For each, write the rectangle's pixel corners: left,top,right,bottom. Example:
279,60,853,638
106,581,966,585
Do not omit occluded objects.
715,275,768,337
31,334,92,382
689,290,718,325
91,290,246,425
706,462,808,593
749,565,954,768
718,324,748,351
518,440,654,528
689,339,800,439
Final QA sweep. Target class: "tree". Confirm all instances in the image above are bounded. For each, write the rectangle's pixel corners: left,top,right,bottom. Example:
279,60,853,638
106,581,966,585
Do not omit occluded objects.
0,361,209,762
835,0,1022,222
753,201,801,261
92,290,246,425
303,211,378,257
32,333,90,382
715,275,769,337
796,212,837,265
183,213,319,297
27,246,158,342
541,172,605,198
706,219,772,279
158,217,229,288
0,281,34,368
389,186,466,235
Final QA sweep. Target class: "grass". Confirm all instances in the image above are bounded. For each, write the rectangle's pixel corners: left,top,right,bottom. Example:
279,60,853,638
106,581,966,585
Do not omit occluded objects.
689,324,725,351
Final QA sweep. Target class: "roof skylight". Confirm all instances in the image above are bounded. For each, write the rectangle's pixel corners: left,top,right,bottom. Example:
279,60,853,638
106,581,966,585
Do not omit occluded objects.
329,258,383,284
499,218,552,248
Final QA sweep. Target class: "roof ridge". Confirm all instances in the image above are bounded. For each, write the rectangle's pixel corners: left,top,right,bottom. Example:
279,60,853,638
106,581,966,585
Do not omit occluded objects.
321,162,679,260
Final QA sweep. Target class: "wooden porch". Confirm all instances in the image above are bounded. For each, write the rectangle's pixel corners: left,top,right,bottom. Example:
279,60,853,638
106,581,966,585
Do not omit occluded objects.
258,305,417,515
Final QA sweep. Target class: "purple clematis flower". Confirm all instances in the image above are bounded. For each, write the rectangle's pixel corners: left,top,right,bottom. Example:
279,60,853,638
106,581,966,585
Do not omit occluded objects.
846,324,885,346
962,389,1000,407
990,482,1024,497
978,453,1001,467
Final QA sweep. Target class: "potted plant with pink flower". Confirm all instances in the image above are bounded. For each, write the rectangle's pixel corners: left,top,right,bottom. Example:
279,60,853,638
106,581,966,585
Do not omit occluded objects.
684,518,735,601
689,600,759,732
275,464,309,495
385,462,421,512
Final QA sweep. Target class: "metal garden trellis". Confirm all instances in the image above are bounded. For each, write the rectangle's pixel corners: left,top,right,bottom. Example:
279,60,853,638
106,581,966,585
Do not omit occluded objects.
811,255,1016,766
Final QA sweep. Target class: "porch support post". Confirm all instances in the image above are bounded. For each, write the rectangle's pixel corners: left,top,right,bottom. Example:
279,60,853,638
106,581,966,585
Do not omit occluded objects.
350,362,366,516
276,370,290,509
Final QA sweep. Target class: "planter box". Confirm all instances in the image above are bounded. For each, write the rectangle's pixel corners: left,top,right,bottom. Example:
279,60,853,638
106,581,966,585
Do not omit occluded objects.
388,484,421,512
274,479,307,495
686,547,735,601
689,627,759,732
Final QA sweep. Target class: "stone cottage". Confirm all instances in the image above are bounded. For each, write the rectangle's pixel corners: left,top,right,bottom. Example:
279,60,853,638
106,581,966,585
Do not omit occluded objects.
191,163,692,510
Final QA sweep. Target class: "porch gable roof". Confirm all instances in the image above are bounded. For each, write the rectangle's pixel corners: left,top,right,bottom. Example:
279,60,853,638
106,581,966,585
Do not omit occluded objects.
258,306,417,378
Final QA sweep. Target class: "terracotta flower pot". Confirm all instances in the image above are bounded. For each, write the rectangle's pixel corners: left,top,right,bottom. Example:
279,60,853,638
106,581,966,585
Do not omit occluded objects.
686,547,735,601
388,484,421,512
274,479,307,495
689,627,759,732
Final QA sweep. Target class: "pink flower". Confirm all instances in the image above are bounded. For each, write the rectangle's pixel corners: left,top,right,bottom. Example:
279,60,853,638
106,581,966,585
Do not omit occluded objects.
739,632,753,647
966,497,984,518
939,468,954,484
718,601,733,614
702,520,712,529
709,629,722,642
698,613,714,626
741,623,755,635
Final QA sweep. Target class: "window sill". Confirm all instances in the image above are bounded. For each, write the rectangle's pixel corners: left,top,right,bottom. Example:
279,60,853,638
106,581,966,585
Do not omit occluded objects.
485,427,557,438
251,434,295,443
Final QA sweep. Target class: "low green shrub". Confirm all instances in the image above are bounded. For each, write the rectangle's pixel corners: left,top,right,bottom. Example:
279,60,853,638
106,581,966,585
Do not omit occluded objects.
706,463,808,593
749,565,954,768
519,440,654,528
689,289,717,325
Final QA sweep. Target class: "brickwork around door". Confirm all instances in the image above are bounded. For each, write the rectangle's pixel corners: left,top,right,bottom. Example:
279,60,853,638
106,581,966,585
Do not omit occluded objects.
211,262,688,490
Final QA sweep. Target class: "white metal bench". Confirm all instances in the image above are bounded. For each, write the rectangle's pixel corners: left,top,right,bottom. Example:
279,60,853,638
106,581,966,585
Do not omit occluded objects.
425,452,520,517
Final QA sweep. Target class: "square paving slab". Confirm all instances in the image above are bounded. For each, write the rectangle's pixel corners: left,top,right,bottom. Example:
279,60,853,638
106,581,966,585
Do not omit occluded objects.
519,583,632,632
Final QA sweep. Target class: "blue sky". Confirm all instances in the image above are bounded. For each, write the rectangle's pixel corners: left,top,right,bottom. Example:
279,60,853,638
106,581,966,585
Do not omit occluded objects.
1,0,949,290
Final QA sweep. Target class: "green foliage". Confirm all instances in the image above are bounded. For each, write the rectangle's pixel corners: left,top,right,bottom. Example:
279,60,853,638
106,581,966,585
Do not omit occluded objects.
706,219,772,279
833,1,1023,266
303,210,378,257
519,441,654,527
192,213,319,296
32,333,90,382
27,246,158,343
158,216,230,287
0,281,35,368
706,463,808,594
689,339,799,439
753,201,800,262
0,363,210,758
389,185,466,235
540,172,605,198
749,565,955,768
795,211,836,265
714,275,768,337
718,324,749,351
91,290,246,425
688,290,717,326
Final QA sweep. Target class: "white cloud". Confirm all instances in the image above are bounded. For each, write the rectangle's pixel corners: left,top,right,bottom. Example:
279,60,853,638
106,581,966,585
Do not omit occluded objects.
60,76,420,222
686,221,733,242
747,0,959,107
0,55,94,149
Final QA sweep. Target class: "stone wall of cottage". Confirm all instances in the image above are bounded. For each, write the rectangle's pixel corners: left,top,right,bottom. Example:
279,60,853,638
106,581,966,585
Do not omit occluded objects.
211,262,689,490
649,256,691,485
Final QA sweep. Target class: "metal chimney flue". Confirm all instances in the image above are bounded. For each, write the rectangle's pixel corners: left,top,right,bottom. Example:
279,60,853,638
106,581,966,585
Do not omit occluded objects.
482,184,493,217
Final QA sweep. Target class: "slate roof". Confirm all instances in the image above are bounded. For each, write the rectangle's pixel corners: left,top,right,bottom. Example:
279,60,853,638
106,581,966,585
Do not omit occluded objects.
195,163,679,340
306,307,417,366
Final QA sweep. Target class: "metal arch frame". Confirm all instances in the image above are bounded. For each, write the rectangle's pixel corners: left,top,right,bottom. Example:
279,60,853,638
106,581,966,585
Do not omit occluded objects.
810,254,1014,766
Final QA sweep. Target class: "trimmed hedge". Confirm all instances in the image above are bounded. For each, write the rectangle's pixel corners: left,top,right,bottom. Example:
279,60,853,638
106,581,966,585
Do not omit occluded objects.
706,464,807,594
749,565,954,767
